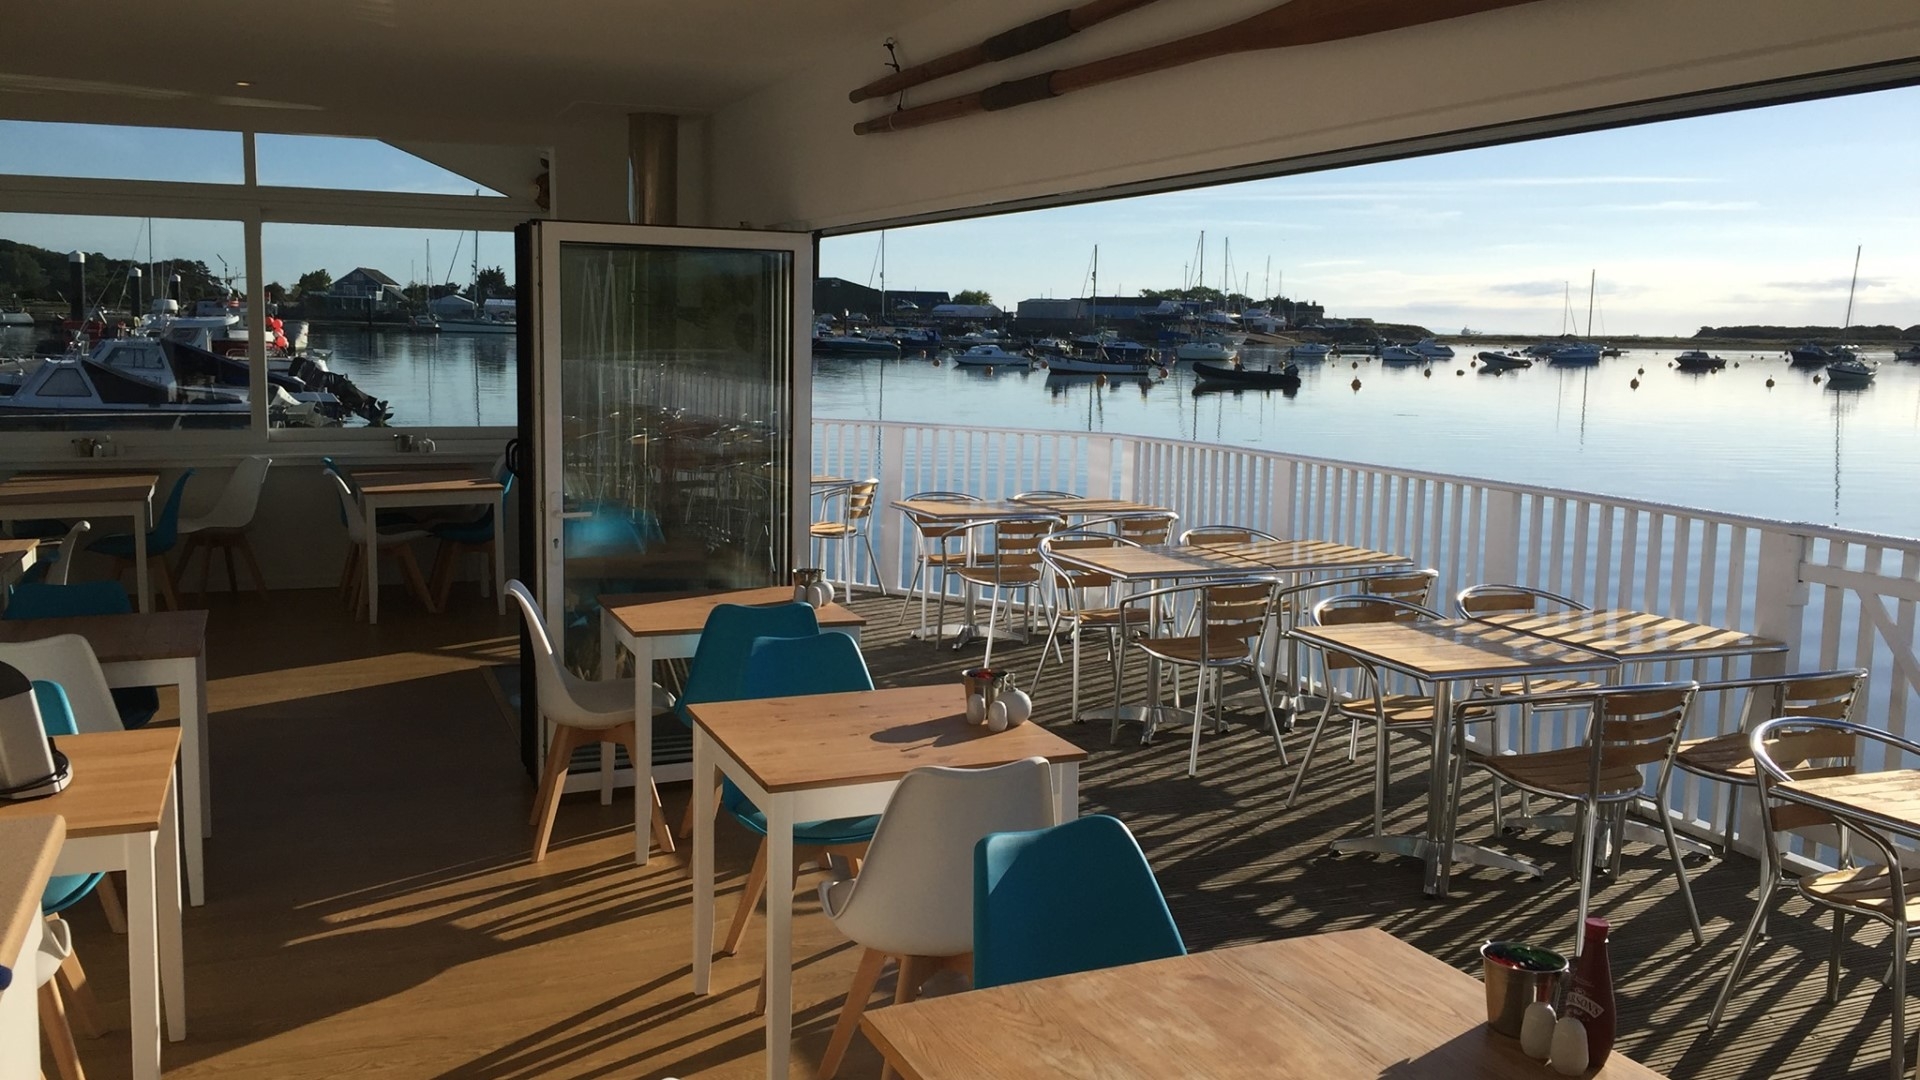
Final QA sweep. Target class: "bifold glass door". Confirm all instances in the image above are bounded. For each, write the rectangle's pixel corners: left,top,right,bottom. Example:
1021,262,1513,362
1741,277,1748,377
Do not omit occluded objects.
520,221,810,767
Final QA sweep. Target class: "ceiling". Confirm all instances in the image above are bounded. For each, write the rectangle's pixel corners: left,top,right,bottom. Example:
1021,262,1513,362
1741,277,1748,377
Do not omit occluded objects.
0,0,951,141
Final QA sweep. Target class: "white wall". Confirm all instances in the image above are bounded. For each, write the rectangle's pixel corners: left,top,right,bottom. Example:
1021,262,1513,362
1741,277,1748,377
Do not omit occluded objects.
703,0,1920,230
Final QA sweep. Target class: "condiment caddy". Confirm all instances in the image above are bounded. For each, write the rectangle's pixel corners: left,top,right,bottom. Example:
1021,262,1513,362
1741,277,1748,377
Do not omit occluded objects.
1482,918,1616,1075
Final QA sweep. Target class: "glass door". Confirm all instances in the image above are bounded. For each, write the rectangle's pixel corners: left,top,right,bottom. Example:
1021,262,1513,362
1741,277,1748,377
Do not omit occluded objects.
520,221,811,772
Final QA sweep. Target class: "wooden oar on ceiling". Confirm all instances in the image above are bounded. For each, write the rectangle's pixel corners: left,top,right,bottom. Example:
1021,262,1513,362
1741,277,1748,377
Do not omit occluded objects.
849,0,1168,104
854,0,1547,135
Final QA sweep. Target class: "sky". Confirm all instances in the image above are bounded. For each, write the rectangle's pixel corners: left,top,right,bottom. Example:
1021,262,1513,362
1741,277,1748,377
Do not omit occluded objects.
820,85,1920,337
1,86,1916,336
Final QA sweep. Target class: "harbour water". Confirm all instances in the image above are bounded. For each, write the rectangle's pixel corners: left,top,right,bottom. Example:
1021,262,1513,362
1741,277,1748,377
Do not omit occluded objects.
812,345,1920,541
308,326,517,429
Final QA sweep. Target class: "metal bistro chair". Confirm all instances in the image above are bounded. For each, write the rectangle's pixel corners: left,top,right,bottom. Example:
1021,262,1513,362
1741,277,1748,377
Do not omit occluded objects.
1081,510,1180,548
1125,576,1285,776
1273,570,1441,758
1179,524,1283,547
1034,530,1143,721
1708,717,1920,1079
948,513,1062,667
810,477,883,597
1285,595,1497,841
896,491,982,641
1467,681,1704,955
1011,490,1081,504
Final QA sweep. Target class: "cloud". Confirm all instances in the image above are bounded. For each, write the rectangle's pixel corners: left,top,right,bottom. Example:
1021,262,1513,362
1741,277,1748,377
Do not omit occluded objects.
1596,200,1758,212
1488,280,1567,297
1763,275,1890,291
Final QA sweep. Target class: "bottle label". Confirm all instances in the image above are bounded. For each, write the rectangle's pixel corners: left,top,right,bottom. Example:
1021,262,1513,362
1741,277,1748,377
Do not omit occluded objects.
1565,989,1603,1019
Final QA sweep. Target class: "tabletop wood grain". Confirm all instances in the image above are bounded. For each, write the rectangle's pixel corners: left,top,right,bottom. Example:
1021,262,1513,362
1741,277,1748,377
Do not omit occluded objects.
0,471,159,509
1784,769,1920,835
353,469,500,497
0,728,178,838
0,609,207,662
0,815,64,988
687,683,1086,793
1291,619,1618,681
1054,538,1409,582
891,497,1169,523
599,586,866,638
862,928,1668,1080
1476,609,1786,661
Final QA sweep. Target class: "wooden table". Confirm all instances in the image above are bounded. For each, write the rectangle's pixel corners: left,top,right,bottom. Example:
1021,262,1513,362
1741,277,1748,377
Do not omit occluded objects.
353,467,503,624
862,928,1668,1079
1782,769,1920,838
0,729,186,1080
1047,539,1412,730
891,495,1170,525
0,610,211,905
0,472,158,613
0,816,64,1080
0,539,37,606
688,683,1087,1080
1473,609,1787,668
595,586,867,864
1287,619,1617,896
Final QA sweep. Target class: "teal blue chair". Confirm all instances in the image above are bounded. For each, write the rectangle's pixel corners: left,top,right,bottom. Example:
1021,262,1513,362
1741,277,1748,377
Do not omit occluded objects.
973,814,1186,989
427,472,514,610
718,633,878,956
5,581,158,729
87,469,194,609
672,602,822,729
29,680,107,916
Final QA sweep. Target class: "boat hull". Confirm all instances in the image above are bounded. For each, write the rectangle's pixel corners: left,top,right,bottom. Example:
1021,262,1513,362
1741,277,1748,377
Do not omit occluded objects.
1192,360,1301,388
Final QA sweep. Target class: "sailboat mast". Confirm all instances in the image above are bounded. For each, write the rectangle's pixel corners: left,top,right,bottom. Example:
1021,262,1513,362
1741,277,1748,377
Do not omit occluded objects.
1585,269,1596,339
1841,244,1861,335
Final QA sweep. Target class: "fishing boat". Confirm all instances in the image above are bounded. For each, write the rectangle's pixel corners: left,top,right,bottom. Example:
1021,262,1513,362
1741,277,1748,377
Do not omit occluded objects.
1287,342,1332,361
1379,345,1426,363
1044,353,1161,376
1410,337,1455,359
1673,349,1726,372
0,334,357,426
1174,340,1237,363
1549,341,1604,364
950,344,1029,366
1192,360,1300,388
814,333,901,358
1475,350,1532,370
1824,356,1876,387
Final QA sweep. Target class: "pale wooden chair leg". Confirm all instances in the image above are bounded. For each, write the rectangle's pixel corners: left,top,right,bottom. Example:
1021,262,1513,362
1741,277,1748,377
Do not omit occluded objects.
152,553,179,611
817,947,888,1080
237,534,269,598
431,542,459,611
38,980,87,1080
723,838,770,956
53,935,103,1040
530,725,587,861
394,544,438,614
94,876,126,935
611,722,675,855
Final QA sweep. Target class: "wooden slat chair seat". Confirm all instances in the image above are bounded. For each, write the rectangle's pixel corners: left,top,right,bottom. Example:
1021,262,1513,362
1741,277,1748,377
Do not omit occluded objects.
896,491,983,642
1127,577,1284,776
1033,530,1147,721
1464,683,1703,955
1351,692,1498,728
1675,671,1865,783
810,478,883,596
950,514,1063,667
1708,717,1920,1077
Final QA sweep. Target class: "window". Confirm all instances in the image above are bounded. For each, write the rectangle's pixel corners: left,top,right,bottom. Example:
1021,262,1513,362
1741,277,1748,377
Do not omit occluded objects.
0,121,243,185
255,134,507,196
36,367,89,397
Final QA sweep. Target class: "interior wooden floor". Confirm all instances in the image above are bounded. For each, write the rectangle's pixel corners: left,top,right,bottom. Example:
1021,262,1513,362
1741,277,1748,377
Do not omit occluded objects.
43,584,1912,1079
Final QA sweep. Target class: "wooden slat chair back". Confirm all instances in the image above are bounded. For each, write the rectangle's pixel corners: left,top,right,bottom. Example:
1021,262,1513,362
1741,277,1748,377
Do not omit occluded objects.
1179,525,1282,547
1313,594,1436,674
1194,580,1275,661
1128,576,1285,776
1591,687,1693,778
1676,669,1866,784
1710,717,1920,1063
1110,512,1178,548
1456,582,1590,618
845,480,878,521
897,491,983,644
958,516,1057,587
1363,570,1439,607
1033,531,1145,717
1039,531,1125,593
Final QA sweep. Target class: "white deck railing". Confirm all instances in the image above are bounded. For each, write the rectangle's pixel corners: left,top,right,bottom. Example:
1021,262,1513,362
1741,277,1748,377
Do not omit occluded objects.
813,418,1920,856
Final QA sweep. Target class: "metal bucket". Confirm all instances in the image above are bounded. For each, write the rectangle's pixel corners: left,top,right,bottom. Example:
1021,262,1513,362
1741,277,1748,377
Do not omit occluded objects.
960,666,1010,724
1481,941,1567,1037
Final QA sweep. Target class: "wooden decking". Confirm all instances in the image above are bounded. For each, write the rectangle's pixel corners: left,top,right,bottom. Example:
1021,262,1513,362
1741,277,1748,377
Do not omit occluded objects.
46,587,1911,1079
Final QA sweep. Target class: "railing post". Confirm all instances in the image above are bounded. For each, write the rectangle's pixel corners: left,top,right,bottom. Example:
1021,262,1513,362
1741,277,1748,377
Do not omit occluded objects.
878,424,906,593
1482,488,1522,585
1088,435,1114,500
1727,526,1811,855
1114,436,1138,502
1268,460,1295,539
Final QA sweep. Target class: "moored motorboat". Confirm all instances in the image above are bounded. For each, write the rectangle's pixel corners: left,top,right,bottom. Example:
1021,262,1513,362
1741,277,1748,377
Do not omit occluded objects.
1287,342,1332,361
1192,360,1300,388
1789,342,1846,367
1379,345,1426,363
1549,342,1604,364
950,344,1030,367
0,334,352,426
1044,353,1161,376
1823,356,1876,387
814,333,901,358
1475,350,1533,370
1894,343,1920,362
1411,337,1455,359
1673,350,1726,372
1174,340,1236,363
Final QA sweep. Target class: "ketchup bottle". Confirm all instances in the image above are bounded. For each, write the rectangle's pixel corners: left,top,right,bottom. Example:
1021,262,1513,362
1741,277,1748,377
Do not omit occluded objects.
1563,916,1616,1068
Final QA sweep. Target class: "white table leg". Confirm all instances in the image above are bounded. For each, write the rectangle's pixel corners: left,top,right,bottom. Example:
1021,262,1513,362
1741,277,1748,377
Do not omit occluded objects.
1054,760,1080,824
133,500,151,615
157,777,185,1042
763,793,795,1080
124,829,161,1080
176,654,207,906
631,636,656,864
363,496,380,625
691,730,716,996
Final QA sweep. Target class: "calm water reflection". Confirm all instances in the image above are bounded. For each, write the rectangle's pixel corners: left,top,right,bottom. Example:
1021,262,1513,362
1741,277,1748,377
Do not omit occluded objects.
311,326,517,428
812,345,1920,540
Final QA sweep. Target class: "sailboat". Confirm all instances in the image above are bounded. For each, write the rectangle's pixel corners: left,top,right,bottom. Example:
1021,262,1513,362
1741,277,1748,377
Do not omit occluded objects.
1548,271,1603,364
1823,246,1875,388
440,230,515,333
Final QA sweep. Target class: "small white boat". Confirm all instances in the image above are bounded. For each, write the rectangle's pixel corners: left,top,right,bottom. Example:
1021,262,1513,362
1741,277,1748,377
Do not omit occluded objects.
1044,354,1161,376
1411,337,1455,359
1288,342,1333,361
1824,357,1876,387
950,344,1029,366
1174,341,1237,363
1379,345,1426,363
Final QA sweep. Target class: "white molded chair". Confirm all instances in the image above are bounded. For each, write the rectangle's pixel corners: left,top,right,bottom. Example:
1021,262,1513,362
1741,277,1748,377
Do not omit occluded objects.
176,455,272,600
815,758,1057,1079
42,520,92,586
0,635,121,733
507,580,676,862
328,471,436,616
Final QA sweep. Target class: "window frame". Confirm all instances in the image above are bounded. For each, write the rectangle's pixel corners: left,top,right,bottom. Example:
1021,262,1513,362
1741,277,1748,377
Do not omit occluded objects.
0,126,542,465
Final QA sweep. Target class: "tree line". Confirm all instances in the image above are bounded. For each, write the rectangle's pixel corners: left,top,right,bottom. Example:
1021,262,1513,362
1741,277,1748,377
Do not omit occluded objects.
0,238,224,310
